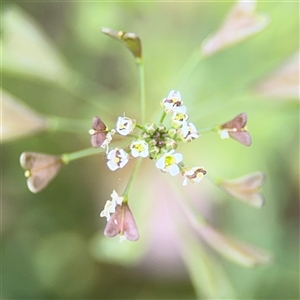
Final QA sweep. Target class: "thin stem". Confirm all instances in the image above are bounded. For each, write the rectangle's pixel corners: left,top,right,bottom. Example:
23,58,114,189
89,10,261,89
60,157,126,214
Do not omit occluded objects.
135,123,144,130
61,147,103,164
123,158,143,201
59,71,120,115
167,178,207,227
197,125,218,134
136,59,146,124
159,111,167,124
173,50,205,89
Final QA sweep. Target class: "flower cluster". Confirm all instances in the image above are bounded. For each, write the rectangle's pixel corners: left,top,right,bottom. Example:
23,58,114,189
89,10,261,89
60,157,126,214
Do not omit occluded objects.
14,1,272,278
90,91,207,185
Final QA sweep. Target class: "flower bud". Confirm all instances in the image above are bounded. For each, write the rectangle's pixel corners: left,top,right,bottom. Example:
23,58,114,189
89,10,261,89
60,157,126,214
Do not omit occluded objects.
157,125,166,133
168,128,177,139
149,146,160,159
165,137,178,151
144,123,157,134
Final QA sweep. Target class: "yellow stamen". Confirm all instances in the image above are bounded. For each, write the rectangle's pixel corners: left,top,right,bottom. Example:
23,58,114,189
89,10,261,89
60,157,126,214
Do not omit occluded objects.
165,155,175,166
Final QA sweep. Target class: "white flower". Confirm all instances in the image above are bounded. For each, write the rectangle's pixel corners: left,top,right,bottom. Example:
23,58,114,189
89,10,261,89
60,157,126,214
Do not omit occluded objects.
116,116,135,136
100,190,124,221
107,148,129,171
101,130,115,151
161,90,184,113
155,150,183,176
100,200,116,221
110,190,124,206
171,106,188,128
182,167,207,186
179,122,199,142
130,140,149,158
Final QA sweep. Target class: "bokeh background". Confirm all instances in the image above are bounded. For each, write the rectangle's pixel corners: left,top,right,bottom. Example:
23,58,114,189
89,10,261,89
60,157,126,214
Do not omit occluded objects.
1,1,299,299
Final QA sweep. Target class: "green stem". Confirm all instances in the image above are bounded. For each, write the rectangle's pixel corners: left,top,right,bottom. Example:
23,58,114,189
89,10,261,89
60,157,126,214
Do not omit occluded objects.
159,111,167,124
59,71,120,114
174,50,205,89
197,125,218,134
136,59,146,124
61,147,103,164
46,116,89,133
135,123,144,130
123,158,143,201
167,178,207,227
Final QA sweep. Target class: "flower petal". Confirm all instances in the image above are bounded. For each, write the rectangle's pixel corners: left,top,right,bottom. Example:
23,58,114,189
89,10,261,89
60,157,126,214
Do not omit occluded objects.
167,164,180,176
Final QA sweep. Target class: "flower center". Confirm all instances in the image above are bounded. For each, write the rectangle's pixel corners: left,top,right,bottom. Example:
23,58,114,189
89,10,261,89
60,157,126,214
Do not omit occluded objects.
134,144,145,152
165,155,175,166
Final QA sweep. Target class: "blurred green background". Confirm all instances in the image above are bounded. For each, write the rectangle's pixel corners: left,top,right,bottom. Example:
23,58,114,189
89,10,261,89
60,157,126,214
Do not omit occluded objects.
1,1,299,299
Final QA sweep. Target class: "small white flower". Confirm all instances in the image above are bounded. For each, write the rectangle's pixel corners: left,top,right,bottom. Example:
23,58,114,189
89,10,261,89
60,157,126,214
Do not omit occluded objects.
218,129,230,139
100,190,124,221
171,106,188,128
101,130,115,153
155,150,183,176
179,122,199,142
161,90,184,113
110,190,124,206
116,116,135,136
100,200,116,221
182,167,207,186
107,148,129,171
130,140,149,158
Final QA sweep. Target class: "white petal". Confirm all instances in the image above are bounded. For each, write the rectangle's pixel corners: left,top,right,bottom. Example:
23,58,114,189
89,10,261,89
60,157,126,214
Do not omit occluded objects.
107,149,116,159
167,164,180,176
156,156,166,169
140,149,149,158
107,161,118,171
131,148,139,157
173,153,183,163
